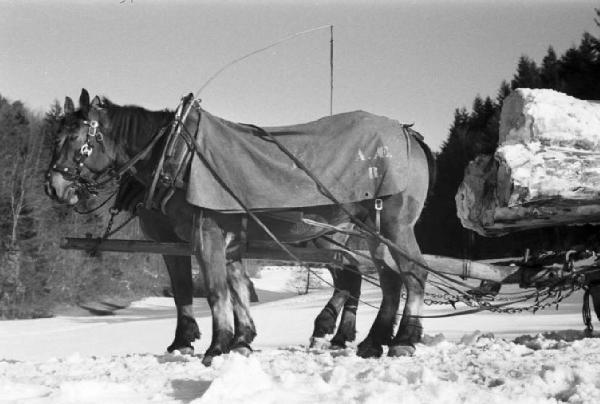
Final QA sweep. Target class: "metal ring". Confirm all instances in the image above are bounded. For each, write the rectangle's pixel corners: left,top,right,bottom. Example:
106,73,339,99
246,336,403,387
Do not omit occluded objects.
80,143,93,156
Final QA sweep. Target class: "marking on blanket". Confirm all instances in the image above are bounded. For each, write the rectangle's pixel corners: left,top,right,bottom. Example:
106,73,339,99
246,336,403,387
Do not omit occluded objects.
368,166,379,179
376,146,392,159
357,146,392,162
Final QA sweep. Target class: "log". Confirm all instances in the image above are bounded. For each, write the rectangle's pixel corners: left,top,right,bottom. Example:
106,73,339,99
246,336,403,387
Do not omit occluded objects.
62,236,596,287
457,89,600,236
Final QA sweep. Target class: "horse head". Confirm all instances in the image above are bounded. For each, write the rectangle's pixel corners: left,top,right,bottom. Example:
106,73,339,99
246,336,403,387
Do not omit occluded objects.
45,88,174,205
45,88,118,205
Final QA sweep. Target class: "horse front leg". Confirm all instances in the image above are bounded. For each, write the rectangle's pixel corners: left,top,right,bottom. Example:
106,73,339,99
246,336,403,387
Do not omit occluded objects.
163,254,201,355
193,212,234,366
138,209,200,355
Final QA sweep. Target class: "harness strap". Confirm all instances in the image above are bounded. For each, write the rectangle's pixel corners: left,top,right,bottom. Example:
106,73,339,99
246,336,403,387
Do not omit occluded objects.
92,124,170,189
583,286,594,334
145,94,196,212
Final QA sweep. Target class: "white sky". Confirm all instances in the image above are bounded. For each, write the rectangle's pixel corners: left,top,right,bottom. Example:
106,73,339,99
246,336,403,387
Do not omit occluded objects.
1,0,598,150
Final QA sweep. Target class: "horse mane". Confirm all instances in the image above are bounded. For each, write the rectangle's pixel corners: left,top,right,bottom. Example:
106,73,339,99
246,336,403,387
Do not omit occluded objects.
100,97,174,153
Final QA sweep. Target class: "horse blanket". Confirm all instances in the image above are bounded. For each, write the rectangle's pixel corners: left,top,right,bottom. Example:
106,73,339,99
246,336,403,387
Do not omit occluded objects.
182,107,415,212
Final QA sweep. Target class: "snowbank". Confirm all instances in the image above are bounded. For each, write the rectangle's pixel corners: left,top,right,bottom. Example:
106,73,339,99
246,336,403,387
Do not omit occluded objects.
2,334,600,403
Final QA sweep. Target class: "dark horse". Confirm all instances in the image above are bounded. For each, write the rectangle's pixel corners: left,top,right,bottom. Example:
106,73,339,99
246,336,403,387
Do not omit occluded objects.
46,89,434,365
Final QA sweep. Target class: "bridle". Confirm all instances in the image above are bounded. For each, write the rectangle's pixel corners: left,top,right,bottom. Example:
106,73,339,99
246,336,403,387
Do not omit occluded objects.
48,119,109,197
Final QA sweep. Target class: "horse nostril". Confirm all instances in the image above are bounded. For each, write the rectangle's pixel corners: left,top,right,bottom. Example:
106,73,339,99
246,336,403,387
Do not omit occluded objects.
44,181,57,198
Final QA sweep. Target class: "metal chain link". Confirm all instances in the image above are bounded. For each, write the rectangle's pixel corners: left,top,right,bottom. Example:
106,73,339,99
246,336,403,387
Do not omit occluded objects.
422,282,581,315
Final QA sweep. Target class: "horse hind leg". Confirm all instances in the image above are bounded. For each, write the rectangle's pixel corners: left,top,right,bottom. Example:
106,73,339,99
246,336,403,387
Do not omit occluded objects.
385,228,427,357
311,230,361,349
310,266,350,348
356,258,402,358
379,199,428,357
330,267,362,349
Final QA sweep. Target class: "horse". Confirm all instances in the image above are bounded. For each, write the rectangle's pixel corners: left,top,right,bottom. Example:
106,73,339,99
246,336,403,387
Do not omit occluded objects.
113,172,363,350
45,88,434,365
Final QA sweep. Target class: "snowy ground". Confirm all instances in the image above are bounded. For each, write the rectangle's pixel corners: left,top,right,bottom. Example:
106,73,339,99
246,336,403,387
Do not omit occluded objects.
1,267,600,403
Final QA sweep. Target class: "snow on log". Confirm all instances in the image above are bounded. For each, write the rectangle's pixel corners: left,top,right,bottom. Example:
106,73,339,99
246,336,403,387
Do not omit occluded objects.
456,89,600,236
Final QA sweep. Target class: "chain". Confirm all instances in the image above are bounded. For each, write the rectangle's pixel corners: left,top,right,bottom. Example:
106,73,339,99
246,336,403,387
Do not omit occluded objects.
100,204,140,240
422,282,580,315
101,207,121,239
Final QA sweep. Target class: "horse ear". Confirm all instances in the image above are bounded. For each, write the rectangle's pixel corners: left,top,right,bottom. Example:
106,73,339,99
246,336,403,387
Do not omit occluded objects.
64,97,75,115
91,96,104,109
79,88,90,115
91,96,106,109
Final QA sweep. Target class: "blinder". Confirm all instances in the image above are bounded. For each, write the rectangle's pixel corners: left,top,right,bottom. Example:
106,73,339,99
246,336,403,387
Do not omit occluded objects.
48,119,107,195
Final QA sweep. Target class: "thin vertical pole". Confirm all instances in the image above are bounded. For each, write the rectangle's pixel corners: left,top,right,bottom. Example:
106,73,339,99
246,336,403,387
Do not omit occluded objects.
305,24,334,294
330,25,334,116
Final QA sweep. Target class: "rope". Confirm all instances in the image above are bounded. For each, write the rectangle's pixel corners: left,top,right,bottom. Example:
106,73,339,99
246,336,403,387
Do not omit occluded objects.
195,25,333,98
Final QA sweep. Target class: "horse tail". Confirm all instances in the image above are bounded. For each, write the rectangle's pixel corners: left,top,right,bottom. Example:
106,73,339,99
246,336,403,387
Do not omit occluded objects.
406,127,437,199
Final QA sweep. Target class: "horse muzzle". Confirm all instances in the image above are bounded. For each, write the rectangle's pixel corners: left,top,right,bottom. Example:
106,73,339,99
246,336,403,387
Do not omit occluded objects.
46,172,80,205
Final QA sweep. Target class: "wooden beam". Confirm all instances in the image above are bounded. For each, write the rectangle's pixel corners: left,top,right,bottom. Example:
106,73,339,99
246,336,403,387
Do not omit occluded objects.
61,238,193,256
243,246,343,266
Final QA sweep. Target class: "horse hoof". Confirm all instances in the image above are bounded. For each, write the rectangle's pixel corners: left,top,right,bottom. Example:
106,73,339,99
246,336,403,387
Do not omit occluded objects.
232,346,252,357
388,345,415,357
309,337,330,350
167,344,194,355
329,343,346,350
231,342,253,357
356,343,383,358
201,355,214,367
174,346,195,356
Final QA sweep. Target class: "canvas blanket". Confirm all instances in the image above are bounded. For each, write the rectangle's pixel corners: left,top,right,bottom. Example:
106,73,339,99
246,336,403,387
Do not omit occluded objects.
182,107,414,212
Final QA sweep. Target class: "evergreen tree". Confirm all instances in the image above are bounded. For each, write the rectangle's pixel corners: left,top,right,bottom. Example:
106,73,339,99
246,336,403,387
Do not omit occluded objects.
496,80,512,104
511,56,542,89
560,33,600,99
540,47,561,89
